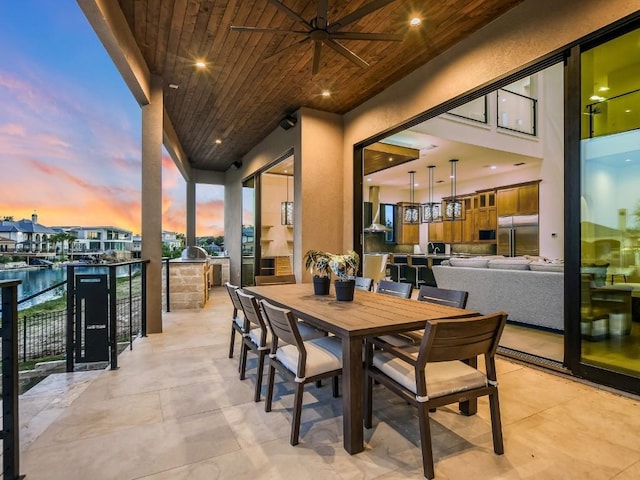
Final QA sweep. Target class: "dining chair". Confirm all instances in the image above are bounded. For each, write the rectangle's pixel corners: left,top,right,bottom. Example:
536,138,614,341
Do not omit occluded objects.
259,298,343,446
254,274,296,286
417,285,468,309
224,282,246,362
376,279,413,298
364,312,507,479
354,276,374,291
236,290,324,402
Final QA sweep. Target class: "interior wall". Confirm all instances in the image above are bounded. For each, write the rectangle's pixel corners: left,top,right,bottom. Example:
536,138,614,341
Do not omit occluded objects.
342,0,640,251
260,174,293,258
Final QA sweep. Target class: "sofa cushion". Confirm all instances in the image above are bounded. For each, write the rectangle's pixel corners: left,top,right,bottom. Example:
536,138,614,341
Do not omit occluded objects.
488,258,531,270
529,260,564,272
449,257,489,268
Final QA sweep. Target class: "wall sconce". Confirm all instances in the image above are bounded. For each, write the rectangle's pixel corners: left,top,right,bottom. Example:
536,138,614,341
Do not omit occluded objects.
281,175,293,225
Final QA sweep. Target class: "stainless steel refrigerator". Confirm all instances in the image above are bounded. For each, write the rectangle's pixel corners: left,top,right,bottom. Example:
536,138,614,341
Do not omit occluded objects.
497,214,539,257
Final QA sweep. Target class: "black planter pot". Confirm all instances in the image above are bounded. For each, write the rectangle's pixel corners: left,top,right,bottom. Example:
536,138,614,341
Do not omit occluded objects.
313,276,330,295
334,279,356,301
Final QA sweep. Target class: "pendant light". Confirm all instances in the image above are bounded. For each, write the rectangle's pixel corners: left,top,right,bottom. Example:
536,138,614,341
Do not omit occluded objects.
281,175,293,225
420,165,442,223
403,170,419,224
445,159,463,221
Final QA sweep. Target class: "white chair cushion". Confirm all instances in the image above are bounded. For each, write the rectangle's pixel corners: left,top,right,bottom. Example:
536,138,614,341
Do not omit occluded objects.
297,321,326,340
372,351,487,399
233,314,244,328
248,327,272,350
276,336,342,379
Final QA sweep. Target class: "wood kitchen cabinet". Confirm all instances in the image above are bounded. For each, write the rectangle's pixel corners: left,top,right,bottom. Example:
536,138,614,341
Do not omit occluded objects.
497,182,539,216
428,221,444,242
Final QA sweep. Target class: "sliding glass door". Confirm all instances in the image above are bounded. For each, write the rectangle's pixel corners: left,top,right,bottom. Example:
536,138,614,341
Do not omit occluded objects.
579,27,640,379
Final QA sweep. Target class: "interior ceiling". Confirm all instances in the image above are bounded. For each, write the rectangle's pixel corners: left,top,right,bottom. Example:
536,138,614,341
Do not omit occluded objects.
116,0,524,172
367,126,542,190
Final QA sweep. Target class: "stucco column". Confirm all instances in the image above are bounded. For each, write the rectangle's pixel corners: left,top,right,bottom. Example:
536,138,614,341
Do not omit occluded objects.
141,74,163,334
186,180,196,246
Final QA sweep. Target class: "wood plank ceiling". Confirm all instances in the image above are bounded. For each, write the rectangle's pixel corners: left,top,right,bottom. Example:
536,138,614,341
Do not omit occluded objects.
116,0,524,172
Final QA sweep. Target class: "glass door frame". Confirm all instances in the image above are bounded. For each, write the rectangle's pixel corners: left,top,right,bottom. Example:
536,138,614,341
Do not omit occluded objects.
240,148,295,287
565,18,640,394
352,11,640,396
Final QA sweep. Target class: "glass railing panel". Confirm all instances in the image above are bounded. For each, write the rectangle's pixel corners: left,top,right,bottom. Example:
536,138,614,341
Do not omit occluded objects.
496,88,537,136
447,95,487,123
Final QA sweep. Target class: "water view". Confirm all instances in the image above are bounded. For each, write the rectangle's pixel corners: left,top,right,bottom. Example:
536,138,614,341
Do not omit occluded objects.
0,265,141,310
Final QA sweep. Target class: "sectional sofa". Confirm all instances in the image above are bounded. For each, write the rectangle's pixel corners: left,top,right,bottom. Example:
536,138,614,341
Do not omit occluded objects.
432,257,564,331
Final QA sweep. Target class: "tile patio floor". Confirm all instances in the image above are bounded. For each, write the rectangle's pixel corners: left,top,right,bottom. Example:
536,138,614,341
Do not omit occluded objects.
17,287,640,479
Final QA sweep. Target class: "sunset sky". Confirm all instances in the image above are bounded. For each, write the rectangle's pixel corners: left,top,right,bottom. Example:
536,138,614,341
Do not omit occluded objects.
0,2,224,237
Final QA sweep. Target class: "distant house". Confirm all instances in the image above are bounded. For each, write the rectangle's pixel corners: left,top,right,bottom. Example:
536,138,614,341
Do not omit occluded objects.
0,235,16,252
162,231,182,251
55,225,134,255
0,213,57,252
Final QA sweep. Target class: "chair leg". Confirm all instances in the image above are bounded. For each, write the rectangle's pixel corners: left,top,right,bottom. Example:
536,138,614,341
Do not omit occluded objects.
417,402,436,480
489,390,504,454
364,342,374,429
228,326,236,358
315,380,322,388
291,382,305,446
254,351,266,402
265,365,276,412
332,375,339,398
239,342,248,380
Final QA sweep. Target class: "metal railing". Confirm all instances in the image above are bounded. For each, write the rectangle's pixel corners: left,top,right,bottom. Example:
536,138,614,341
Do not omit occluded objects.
1,279,24,480
496,88,537,136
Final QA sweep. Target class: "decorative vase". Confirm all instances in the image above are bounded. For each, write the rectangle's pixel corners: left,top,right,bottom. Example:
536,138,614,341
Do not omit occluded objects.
334,279,356,301
313,276,330,295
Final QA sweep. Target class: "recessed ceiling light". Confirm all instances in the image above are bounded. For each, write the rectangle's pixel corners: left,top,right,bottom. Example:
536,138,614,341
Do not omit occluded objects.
598,86,610,92
215,139,222,144
625,109,632,113
367,178,372,182
589,95,606,101
169,83,179,89
490,165,497,170
195,60,206,69
388,157,393,162
322,90,331,97
410,17,422,27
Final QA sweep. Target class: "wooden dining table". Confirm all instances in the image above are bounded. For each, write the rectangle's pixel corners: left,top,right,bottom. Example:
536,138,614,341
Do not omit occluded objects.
244,282,478,455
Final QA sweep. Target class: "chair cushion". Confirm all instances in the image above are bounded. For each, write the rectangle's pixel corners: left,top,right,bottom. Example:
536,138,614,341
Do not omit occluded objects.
233,314,244,328
248,327,272,349
372,351,487,399
276,336,342,379
297,321,326,341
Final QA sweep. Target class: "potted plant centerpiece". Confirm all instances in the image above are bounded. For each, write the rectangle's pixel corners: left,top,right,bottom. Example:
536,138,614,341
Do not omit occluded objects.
304,249,332,295
329,250,360,301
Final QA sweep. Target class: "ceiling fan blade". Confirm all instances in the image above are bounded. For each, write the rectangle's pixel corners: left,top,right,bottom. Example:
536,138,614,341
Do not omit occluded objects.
267,0,311,30
328,0,396,32
331,31,403,41
312,40,322,75
316,0,329,29
324,39,369,69
230,26,308,36
262,37,311,63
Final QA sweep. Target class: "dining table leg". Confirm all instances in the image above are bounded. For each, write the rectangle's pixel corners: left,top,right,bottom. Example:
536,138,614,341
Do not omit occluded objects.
342,335,364,454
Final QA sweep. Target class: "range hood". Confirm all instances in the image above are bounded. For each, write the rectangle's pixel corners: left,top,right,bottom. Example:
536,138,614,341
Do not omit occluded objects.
364,186,392,233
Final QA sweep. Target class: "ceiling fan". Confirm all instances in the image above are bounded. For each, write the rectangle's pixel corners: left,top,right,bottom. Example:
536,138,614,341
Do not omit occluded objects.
230,0,402,74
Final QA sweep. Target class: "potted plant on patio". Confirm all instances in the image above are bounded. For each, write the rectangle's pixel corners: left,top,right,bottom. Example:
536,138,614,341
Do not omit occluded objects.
329,250,360,301
304,249,332,295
